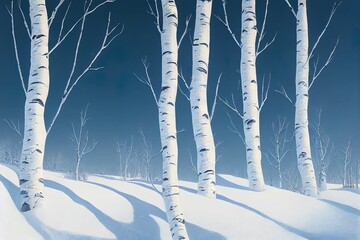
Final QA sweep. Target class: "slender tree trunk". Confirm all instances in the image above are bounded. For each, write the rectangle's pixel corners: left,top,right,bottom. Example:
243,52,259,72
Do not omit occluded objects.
159,0,189,238
294,0,317,197
190,0,216,198
240,0,265,191
75,157,80,181
19,0,49,212
319,163,327,191
278,164,282,189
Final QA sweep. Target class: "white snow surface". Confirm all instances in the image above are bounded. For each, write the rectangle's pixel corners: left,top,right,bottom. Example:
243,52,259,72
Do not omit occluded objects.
0,164,359,240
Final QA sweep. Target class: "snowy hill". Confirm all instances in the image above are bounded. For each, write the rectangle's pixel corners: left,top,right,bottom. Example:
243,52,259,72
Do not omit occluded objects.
0,163,359,240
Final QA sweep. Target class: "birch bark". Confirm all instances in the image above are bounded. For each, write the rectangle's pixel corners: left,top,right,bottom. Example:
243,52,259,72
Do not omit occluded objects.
19,0,49,212
294,0,317,197
159,0,189,238
240,0,265,191
190,0,216,198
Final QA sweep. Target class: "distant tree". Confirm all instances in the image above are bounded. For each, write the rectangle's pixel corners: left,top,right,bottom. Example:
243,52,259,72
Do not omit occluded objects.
267,118,292,189
342,139,352,187
311,109,336,191
114,136,134,180
7,0,121,212
70,106,98,181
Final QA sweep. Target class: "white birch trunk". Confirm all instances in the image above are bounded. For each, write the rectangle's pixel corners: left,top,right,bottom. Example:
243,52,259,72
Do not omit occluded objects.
319,166,327,191
159,0,189,239
190,0,216,198
240,0,265,191
295,0,317,197
19,0,49,212
75,157,80,181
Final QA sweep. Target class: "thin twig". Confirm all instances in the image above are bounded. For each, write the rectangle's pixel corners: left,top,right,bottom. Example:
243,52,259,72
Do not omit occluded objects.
210,73,222,121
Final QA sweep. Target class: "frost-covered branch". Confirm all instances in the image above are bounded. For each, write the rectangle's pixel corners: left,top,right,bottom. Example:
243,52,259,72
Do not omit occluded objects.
134,57,159,107
6,2,26,94
177,70,190,100
214,0,241,48
309,38,339,90
47,10,123,135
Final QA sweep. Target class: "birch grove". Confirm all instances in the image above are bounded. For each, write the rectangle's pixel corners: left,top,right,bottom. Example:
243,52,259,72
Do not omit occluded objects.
19,0,49,212
190,0,216,198
240,0,265,191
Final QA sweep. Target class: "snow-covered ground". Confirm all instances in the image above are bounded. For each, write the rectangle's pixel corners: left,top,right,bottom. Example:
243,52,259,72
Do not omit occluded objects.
0,163,359,240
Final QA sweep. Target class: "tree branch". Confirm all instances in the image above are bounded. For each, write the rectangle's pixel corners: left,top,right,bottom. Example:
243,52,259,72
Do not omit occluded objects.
210,73,222,121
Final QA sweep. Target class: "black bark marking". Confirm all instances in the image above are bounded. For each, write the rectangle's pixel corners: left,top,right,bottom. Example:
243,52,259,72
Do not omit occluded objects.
30,98,44,107
19,179,28,185
197,67,207,74
199,148,209,152
161,86,170,92
202,113,209,119
21,203,31,212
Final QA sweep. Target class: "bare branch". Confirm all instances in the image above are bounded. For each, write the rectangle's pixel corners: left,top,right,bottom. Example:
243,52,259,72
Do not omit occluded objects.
210,73,222,121
49,0,115,55
219,94,243,119
188,149,197,173
308,2,341,63
275,83,294,105
256,33,277,57
309,38,339,90
4,119,22,137
226,112,246,146
134,57,159,107
17,0,31,38
178,15,191,49
259,74,271,112
283,0,297,18
48,0,65,28
6,2,26,94
47,9,123,135
256,0,275,57
214,0,241,48
177,69,190,100
146,0,161,34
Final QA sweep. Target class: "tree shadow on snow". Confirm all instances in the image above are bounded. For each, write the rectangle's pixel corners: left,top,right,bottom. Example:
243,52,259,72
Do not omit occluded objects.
216,175,250,191
319,199,360,216
0,175,92,240
88,181,226,240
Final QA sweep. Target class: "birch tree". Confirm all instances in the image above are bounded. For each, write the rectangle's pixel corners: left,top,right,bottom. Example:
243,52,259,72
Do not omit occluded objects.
70,107,98,181
282,0,339,196
141,1,189,238
18,0,50,212
190,0,216,198
217,0,274,191
7,0,121,211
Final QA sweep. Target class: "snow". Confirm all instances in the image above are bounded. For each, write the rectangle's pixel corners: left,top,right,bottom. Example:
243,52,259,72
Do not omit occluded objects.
0,163,359,240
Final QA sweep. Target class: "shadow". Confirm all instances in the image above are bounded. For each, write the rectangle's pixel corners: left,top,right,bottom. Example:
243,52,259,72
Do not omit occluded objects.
332,187,360,195
0,175,73,239
88,181,226,240
320,199,360,216
216,193,313,239
216,175,250,191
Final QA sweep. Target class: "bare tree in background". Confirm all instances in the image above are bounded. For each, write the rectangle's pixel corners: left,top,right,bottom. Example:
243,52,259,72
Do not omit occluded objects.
311,109,336,191
114,136,134,180
267,118,292,189
70,106,98,181
342,139,352,188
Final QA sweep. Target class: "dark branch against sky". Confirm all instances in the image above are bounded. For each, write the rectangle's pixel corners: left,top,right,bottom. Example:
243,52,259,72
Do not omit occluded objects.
0,0,359,180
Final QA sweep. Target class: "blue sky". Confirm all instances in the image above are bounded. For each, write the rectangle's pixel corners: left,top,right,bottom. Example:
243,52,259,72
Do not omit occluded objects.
0,0,359,181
